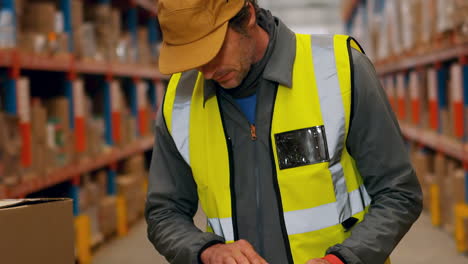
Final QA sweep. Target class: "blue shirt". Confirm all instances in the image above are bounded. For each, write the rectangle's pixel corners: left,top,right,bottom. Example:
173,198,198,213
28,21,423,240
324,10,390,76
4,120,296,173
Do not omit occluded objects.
234,93,257,125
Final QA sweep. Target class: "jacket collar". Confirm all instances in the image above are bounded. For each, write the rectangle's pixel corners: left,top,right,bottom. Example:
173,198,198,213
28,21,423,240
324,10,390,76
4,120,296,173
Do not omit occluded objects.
203,18,296,103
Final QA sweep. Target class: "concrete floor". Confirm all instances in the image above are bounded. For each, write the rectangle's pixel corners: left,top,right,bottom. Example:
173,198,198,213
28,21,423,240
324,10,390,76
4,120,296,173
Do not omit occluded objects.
92,212,468,264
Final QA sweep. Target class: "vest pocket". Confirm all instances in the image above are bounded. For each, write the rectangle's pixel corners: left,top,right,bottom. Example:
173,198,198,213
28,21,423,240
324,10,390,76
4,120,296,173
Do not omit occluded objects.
274,126,330,170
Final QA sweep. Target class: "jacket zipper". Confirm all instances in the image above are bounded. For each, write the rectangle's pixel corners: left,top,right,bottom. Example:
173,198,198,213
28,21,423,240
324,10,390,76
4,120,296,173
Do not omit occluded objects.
250,124,257,140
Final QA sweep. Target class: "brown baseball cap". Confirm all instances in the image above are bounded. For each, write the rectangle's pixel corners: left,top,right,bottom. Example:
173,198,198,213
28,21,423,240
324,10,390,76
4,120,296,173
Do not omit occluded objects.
157,0,245,75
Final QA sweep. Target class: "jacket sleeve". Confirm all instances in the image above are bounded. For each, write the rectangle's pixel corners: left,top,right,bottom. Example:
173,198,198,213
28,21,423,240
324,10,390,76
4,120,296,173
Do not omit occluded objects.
145,108,225,264
326,49,423,264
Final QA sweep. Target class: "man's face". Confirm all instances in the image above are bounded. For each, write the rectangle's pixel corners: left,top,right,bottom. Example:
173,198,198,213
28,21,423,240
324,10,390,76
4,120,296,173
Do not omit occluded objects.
198,27,255,89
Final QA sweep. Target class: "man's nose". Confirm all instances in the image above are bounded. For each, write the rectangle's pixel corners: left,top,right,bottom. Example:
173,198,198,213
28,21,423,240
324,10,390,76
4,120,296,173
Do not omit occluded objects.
199,62,217,80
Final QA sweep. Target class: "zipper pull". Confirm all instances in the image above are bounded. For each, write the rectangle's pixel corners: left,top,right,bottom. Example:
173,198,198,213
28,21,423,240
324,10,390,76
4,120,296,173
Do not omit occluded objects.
250,124,257,141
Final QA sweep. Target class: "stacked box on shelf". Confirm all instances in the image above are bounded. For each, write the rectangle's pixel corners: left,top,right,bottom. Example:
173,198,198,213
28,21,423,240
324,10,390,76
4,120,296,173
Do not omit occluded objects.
359,0,467,63
19,0,68,55
31,98,54,175
71,0,83,57
123,154,147,177
80,174,106,247
81,4,121,62
98,195,118,238
45,97,74,166
86,115,105,158
117,85,137,146
411,147,432,211
0,112,22,186
117,155,147,226
96,169,118,239
117,174,145,225
138,27,151,65
453,0,468,43
417,70,430,129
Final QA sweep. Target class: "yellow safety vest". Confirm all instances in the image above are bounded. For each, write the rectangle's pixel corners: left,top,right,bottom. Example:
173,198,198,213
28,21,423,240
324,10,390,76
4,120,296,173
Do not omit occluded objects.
163,34,380,263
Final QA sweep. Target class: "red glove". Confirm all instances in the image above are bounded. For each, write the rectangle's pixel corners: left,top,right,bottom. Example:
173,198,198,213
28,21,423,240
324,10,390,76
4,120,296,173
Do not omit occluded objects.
322,254,345,264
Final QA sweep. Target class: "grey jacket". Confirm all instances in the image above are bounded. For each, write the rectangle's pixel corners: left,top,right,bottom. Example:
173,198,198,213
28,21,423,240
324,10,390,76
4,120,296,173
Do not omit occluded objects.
145,17,422,264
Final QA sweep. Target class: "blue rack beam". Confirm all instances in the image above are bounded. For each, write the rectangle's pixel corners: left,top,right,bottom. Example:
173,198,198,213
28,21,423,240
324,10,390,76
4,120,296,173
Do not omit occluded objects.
60,0,74,52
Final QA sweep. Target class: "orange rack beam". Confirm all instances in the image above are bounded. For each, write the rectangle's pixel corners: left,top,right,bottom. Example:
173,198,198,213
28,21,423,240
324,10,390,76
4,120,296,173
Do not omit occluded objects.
2,137,155,199
400,123,467,163
376,44,468,75
0,49,168,80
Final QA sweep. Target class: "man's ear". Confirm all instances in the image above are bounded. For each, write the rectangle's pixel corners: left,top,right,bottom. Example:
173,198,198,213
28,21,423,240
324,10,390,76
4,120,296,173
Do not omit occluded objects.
246,2,257,28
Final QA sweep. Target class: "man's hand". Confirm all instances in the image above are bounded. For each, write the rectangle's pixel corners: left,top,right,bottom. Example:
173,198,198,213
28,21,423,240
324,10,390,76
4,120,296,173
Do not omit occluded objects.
200,239,269,264
305,259,331,264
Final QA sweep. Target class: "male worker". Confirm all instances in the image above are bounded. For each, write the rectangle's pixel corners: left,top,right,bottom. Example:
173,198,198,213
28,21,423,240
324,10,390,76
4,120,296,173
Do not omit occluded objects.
145,0,422,263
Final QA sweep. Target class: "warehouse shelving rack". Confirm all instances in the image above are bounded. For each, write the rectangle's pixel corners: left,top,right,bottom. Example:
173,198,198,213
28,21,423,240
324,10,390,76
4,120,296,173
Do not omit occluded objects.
0,0,167,263
343,0,468,254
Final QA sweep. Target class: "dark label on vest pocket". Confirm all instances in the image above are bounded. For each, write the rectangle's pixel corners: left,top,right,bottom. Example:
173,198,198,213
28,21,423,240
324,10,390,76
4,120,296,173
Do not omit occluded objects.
275,126,330,170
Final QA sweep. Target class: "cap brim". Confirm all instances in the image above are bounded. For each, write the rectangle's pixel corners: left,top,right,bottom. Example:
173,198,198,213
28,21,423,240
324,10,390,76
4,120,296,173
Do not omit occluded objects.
159,22,229,75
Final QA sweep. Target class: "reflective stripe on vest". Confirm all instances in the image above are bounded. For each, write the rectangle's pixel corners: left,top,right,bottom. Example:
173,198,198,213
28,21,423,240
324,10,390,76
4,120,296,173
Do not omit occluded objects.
207,184,371,242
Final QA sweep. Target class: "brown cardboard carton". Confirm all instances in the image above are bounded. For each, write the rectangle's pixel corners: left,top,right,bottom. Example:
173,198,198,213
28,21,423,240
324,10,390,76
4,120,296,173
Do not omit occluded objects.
117,174,145,223
0,113,22,185
123,154,146,175
442,160,456,233
79,184,90,212
138,27,151,65
454,169,466,204
71,0,83,29
46,97,70,133
86,4,115,61
18,31,48,53
98,196,117,238
22,2,56,34
31,98,47,142
434,153,447,186
0,199,74,264
31,99,48,175
413,151,429,187
424,173,435,211
84,205,103,247
96,170,108,197
88,181,102,206
46,97,73,164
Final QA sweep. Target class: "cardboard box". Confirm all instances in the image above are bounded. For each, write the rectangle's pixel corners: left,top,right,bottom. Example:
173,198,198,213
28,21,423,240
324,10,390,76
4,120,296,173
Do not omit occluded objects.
84,205,103,247
138,27,151,65
413,150,430,189
424,173,435,211
0,198,74,264
123,154,146,175
46,97,70,132
434,153,446,186
46,97,74,164
442,159,456,232
31,99,49,175
22,2,56,34
0,113,22,185
117,174,145,224
96,170,108,197
454,169,466,204
98,196,117,238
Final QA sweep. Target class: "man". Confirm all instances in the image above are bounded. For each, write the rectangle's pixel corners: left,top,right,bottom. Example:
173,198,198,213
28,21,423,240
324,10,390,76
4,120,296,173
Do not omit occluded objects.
145,0,422,263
